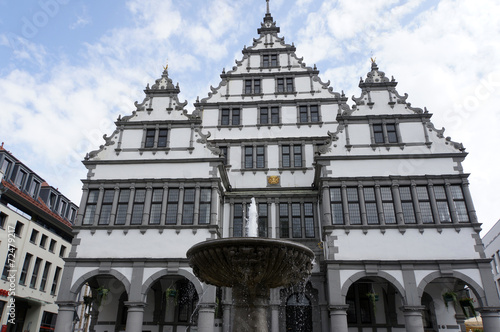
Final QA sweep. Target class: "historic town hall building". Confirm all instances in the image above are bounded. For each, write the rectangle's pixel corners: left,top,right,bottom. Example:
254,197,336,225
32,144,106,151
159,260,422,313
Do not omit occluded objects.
54,4,500,332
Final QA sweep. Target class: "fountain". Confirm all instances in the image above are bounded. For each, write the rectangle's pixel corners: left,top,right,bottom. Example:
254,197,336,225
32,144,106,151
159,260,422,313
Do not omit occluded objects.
186,199,314,332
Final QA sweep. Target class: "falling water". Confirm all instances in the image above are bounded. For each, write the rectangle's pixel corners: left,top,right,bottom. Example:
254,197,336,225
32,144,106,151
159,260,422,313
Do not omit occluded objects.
246,197,259,237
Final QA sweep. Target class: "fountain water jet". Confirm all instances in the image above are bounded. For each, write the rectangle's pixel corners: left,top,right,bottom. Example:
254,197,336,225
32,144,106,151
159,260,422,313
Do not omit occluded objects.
187,198,314,332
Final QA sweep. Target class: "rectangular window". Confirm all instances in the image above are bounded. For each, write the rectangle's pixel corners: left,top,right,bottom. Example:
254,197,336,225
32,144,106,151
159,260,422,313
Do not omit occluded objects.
149,188,163,225
416,186,433,223
244,79,260,94
400,187,416,224
48,239,56,253
259,107,280,124
19,253,32,285
29,257,42,288
14,221,24,237
281,145,302,168
233,204,243,237
15,170,27,189
0,212,7,229
364,187,379,224
291,203,302,238
232,108,240,125
182,189,195,225
347,188,361,225
115,189,130,225
166,188,179,224
299,105,320,123
244,146,266,169
40,234,48,248
262,54,278,67
29,181,40,198
59,245,66,258
30,229,39,243
386,124,398,143
330,188,344,225
434,186,451,222
0,159,12,176
381,187,396,224
279,203,289,238
258,203,268,237
50,267,62,295
158,129,168,147
304,203,315,238
130,189,146,225
83,189,99,225
2,247,16,280
221,109,230,125
145,129,155,148
277,77,293,93
199,189,211,225
99,189,114,225
256,146,265,168
373,123,398,144
451,185,469,222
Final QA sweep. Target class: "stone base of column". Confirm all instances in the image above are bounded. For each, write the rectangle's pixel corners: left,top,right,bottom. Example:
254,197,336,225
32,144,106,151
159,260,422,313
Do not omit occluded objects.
329,305,349,332
479,307,500,332
198,303,216,332
124,301,146,332
401,305,425,332
54,301,79,332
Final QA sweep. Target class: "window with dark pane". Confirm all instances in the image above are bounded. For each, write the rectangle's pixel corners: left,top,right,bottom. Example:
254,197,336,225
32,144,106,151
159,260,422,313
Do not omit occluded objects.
98,189,114,225
145,129,155,148
330,188,343,225
83,189,99,225
39,261,51,291
310,105,319,122
271,54,278,66
434,186,451,222
381,187,396,224
1,246,16,279
256,146,265,168
158,129,168,147
199,188,211,224
400,187,416,224
253,79,261,94
299,106,308,123
115,189,130,225
282,146,291,168
48,239,56,253
233,204,243,237
291,203,302,238
232,108,240,125
417,186,433,223
260,107,269,124
373,124,384,143
277,78,284,92
50,267,61,295
245,146,254,168
386,124,398,143
182,188,195,225
30,229,39,243
364,187,379,224
40,234,47,248
258,203,268,237
30,257,42,288
245,79,252,94
271,107,279,123
149,188,163,225
280,203,290,238
262,54,270,67
347,188,361,224
221,109,230,125
19,253,32,285
166,188,179,224
304,203,315,238
293,145,302,167
451,185,469,222
286,78,294,92
130,189,146,225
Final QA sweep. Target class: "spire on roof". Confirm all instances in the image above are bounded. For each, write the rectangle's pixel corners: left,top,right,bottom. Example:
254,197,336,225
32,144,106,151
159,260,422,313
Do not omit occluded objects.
258,0,280,35
359,59,397,89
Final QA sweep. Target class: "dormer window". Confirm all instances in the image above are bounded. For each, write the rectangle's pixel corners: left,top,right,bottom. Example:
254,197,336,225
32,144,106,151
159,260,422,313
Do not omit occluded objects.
244,79,261,95
29,180,41,198
15,170,27,189
262,54,278,67
144,128,169,148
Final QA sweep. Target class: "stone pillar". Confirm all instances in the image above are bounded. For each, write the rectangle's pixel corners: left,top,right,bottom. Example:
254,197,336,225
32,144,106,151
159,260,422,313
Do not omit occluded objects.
198,303,216,332
222,288,232,332
54,301,79,332
454,313,466,332
270,288,281,332
124,301,146,332
232,286,269,332
401,305,425,332
479,308,500,332
329,305,349,332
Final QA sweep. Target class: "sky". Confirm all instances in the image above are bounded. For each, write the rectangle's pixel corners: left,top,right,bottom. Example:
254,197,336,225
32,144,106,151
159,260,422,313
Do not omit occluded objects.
0,0,499,235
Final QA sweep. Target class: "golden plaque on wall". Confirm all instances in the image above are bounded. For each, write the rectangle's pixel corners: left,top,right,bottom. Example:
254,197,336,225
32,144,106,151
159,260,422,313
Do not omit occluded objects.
267,175,280,185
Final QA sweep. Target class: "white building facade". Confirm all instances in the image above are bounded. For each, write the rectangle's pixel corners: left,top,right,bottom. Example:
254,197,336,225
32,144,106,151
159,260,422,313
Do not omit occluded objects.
55,6,500,332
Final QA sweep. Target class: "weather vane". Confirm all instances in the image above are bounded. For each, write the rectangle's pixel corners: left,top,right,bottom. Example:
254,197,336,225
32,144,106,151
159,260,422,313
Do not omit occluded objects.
163,60,168,71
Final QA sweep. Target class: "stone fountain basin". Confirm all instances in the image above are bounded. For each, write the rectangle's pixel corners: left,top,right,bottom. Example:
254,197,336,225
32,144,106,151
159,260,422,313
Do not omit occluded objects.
187,238,314,289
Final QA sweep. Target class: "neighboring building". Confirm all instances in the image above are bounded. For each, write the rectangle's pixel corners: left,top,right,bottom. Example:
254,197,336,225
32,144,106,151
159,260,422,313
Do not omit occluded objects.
0,145,77,332
482,220,500,297
54,4,500,332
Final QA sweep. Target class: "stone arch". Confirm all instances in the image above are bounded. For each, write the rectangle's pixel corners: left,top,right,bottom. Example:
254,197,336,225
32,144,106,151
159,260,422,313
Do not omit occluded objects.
280,281,319,307
417,271,486,307
141,268,203,301
69,268,131,300
341,271,406,302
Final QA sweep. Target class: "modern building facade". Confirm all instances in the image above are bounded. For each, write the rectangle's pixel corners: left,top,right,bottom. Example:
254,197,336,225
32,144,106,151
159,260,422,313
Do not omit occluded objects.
54,5,500,332
0,145,77,332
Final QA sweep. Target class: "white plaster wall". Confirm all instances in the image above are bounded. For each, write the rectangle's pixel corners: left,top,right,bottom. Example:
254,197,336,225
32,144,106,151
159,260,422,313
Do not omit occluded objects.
331,228,480,261
76,229,213,259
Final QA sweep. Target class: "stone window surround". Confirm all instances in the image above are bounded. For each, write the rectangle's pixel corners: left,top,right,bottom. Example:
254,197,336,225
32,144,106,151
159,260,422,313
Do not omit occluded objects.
261,53,279,68
78,182,219,228
140,124,171,151
279,142,305,170
297,104,321,124
275,76,295,94
324,177,477,231
218,106,242,127
227,197,317,239
243,78,262,95
242,144,267,170
257,105,281,126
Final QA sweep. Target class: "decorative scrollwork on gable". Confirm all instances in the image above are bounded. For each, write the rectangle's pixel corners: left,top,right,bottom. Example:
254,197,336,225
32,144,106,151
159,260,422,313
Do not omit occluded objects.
85,128,120,160
317,125,345,155
195,129,221,156
134,96,150,112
